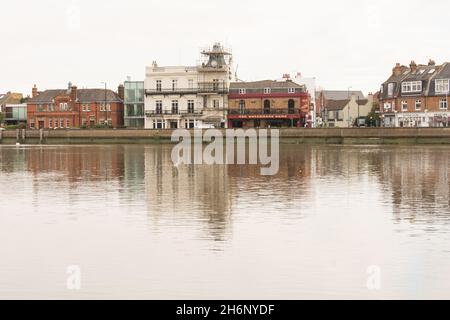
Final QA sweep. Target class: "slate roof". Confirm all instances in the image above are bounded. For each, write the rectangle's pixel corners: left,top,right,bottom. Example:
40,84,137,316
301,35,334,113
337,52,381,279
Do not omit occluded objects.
28,89,122,104
0,92,23,105
319,90,365,100
230,80,305,90
380,62,450,99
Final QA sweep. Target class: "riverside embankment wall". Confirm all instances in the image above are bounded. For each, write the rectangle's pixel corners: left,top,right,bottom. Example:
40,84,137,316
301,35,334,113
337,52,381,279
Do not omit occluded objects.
1,128,450,145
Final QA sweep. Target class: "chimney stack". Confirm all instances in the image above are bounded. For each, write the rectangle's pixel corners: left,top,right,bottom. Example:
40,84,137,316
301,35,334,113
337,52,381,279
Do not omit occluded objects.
428,59,436,66
70,85,78,102
410,60,417,73
118,84,124,100
393,63,403,76
32,84,38,98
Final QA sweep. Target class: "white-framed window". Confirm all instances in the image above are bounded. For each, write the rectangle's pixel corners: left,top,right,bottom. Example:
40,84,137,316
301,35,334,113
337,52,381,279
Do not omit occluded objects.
172,80,177,91
171,100,179,114
288,88,296,93
60,119,64,128
82,105,86,112
439,98,448,110
402,81,422,93
383,102,392,111
264,88,271,94
401,101,408,111
238,88,246,95
49,119,53,128
86,104,91,112
155,100,163,114
66,119,70,128
54,118,58,128
415,100,422,111
156,80,162,92
107,104,111,112
59,103,64,111
187,100,195,113
388,83,394,97
213,99,220,108
188,79,194,90
435,79,449,94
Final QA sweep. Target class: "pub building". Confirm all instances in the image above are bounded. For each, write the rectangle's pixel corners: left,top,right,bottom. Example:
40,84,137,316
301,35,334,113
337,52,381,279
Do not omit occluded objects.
227,80,311,128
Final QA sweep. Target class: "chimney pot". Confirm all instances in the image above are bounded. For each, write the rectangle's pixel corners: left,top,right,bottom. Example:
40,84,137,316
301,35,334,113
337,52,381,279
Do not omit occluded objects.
32,84,38,98
70,85,77,102
118,84,125,100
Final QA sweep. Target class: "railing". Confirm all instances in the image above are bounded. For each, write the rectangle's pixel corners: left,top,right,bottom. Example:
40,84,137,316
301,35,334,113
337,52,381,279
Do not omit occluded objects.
145,82,229,96
228,109,300,115
145,110,203,117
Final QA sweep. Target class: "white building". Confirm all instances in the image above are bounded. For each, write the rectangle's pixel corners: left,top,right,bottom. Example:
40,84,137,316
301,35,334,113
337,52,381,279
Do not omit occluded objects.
144,43,233,129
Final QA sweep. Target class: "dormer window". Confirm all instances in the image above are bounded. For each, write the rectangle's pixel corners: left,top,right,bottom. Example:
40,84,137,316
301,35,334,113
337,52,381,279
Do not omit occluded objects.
388,83,395,97
435,79,449,94
238,89,246,94
402,81,422,93
264,88,271,94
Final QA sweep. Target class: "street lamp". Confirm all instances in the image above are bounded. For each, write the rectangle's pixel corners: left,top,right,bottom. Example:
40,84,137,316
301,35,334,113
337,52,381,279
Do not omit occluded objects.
347,86,352,128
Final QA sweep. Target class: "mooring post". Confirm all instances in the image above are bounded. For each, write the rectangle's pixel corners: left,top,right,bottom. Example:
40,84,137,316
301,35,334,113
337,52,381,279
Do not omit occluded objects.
16,129,20,142
22,129,26,141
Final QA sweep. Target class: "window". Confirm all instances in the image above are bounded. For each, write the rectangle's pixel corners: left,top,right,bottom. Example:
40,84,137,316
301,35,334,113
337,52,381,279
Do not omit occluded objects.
401,101,408,111
238,89,246,94
436,79,449,94
49,119,53,128
239,100,245,114
156,80,162,92
388,83,394,97
171,100,179,114
187,100,195,113
288,88,296,93
188,79,194,90
172,80,177,91
82,105,86,112
107,104,111,112
429,69,435,74
415,100,422,111
383,102,392,111
156,101,163,114
60,119,64,128
54,119,58,128
213,79,219,91
440,98,448,110
402,81,422,93
59,103,64,111
213,99,220,108
264,88,271,94
66,119,70,128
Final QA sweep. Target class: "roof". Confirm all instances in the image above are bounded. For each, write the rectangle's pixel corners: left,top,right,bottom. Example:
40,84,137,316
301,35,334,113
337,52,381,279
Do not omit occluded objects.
325,99,350,111
0,92,23,105
319,90,365,100
380,61,450,99
230,80,305,90
28,89,122,104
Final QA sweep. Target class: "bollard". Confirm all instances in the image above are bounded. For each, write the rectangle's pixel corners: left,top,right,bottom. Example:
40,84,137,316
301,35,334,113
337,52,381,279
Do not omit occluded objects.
16,129,19,142
40,129,43,144
22,129,26,141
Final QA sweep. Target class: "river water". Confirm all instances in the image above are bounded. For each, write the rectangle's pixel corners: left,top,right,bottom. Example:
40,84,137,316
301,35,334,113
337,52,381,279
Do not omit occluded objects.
0,144,449,299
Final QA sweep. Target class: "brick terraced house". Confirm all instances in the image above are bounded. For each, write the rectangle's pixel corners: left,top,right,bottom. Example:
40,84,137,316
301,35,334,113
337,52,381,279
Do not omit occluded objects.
227,80,311,128
379,60,450,127
27,83,124,129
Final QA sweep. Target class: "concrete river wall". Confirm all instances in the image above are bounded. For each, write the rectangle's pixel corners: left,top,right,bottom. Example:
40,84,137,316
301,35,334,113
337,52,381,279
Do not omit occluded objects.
0,128,450,145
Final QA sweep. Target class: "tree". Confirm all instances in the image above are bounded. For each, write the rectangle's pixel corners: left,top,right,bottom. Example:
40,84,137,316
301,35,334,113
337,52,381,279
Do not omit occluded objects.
0,112,4,126
365,102,381,127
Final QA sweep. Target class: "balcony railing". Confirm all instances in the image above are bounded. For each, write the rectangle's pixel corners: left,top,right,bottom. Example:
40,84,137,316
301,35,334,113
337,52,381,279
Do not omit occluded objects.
228,109,300,115
145,110,203,117
145,82,229,96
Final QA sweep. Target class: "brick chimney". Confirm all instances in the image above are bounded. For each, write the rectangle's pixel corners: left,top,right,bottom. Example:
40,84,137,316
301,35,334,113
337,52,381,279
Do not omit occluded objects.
118,84,124,100
70,85,78,102
410,60,417,73
393,63,403,76
428,59,436,66
32,84,38,98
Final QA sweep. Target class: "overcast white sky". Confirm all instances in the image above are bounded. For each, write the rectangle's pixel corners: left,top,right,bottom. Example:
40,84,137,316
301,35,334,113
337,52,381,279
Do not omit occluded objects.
1,0,449,96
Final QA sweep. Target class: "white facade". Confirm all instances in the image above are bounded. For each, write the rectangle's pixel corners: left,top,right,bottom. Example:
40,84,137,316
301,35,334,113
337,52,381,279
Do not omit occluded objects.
383,111,450,128
144,44,232,129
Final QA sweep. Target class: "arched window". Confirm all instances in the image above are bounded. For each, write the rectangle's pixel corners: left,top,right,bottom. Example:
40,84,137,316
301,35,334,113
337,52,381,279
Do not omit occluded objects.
239,100,246,114
264,100,271,114
288,99,295,114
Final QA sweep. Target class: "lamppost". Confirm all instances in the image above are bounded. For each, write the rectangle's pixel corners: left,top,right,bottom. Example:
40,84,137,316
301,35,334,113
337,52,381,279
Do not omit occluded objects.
101,82,107,127
347,86,352,127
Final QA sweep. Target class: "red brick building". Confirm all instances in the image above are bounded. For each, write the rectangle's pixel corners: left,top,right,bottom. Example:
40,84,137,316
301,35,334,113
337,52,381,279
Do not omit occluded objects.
27,83,124,129
227,80,311,128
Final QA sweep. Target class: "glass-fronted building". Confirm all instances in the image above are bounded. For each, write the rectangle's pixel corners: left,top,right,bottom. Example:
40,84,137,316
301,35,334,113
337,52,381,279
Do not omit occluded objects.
124,81,144,128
